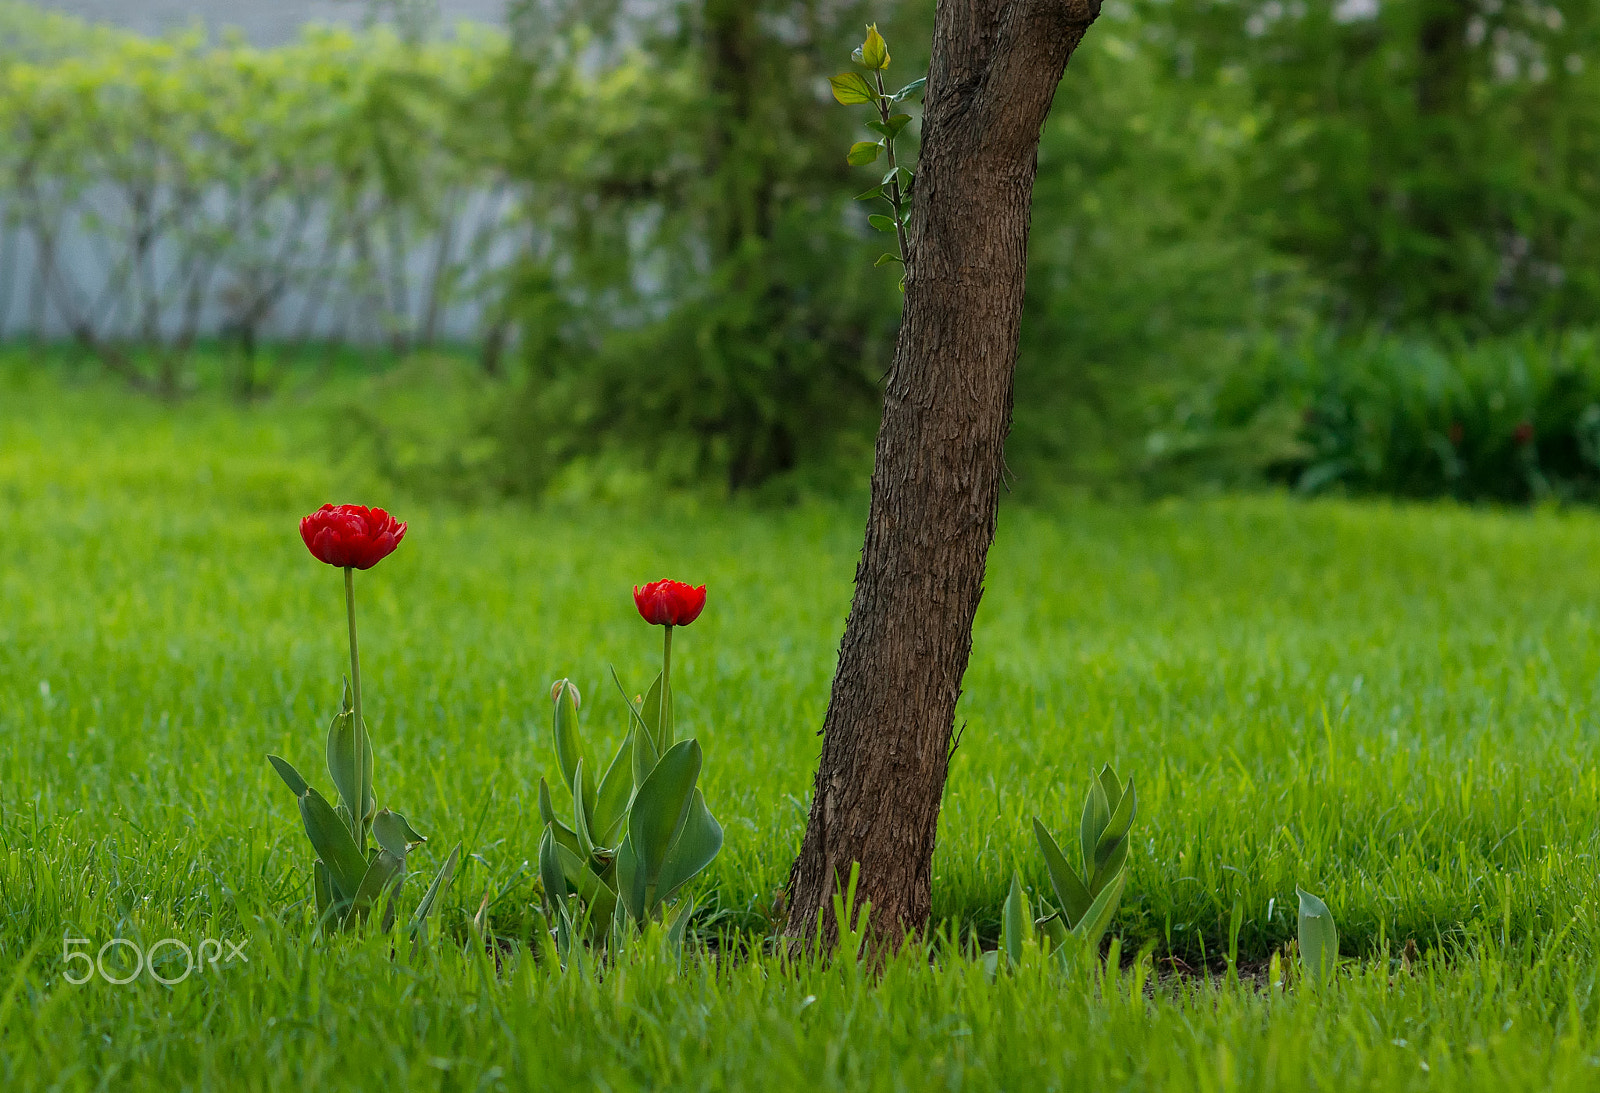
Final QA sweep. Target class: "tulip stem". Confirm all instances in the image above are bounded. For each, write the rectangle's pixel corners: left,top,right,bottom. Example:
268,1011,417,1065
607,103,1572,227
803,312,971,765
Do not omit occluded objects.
662,624,673,745
345,565,368,848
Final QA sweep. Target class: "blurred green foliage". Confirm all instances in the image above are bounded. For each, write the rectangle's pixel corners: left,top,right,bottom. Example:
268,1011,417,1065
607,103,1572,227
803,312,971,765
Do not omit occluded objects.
5,0,1600,501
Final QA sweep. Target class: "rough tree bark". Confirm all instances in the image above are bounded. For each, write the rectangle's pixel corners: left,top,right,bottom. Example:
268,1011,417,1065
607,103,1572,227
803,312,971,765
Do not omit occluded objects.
785,0,1102,943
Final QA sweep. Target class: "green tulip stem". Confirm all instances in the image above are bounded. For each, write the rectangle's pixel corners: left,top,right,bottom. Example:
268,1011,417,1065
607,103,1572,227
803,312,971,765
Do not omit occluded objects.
662,624,673,745
344,565,368,849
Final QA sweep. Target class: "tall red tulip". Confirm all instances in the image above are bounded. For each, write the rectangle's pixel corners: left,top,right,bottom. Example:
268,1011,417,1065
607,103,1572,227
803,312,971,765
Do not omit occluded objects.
632,579,706,736
300,504,407,571
632,579,706,627
299,503,406,847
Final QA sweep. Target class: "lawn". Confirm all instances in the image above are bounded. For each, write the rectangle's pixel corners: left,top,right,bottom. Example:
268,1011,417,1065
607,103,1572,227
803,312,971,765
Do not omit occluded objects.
4,364,1600,1089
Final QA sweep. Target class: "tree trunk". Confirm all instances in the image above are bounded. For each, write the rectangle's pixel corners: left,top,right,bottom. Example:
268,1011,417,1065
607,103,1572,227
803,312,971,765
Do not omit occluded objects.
784,0,1102,944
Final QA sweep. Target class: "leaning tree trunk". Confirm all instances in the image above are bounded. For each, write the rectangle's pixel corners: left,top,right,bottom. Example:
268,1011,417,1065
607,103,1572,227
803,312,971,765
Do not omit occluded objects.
785,0,1103,943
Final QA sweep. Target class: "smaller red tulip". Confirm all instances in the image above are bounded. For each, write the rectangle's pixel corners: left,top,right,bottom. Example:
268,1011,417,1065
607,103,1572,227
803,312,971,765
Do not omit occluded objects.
633,579,707,627
300,504,407,570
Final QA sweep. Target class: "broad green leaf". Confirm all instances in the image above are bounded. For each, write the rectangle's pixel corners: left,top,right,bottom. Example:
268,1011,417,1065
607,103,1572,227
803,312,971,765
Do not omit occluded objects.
1093,778,1137,877
1080,775,1111,876
892,76,926,102
615,832,645,921
656,788,723,905
299,787,368,899
640,671,671,752
1069,867,1126,951
667,895,695,953
1098,764,1123,812
854,184,885,201
829,72,876,105
1037,913,1070,954
373,808,426,857
553,841,618,934
349,849,405,927
538,823,568,910
592,735,633,848
881,165,911,188
538,777,583,857
860,25,890,70
867,116,910,139
1297,886,1339,984
573,759,595,862
551,677,587,797
631,721,660,791
1033,818,1092,925
847,140,883,166
267,754,308,797
627,740,702,905
868,213,897,233
325,702,361,836
1092,835,1131,898
874,252,903,267
1001,871,1031,968
313,859,332,921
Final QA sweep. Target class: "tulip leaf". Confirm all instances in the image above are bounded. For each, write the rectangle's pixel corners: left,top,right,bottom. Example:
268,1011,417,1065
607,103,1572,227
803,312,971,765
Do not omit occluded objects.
349,848,406,927
667,895,695,953
373,808,426,858
1080,775,1111,877
615,832,645,921
554,840,618,933
538,823,568,911
1069,866,1126,951
1037,912,1070,955
640,671,672,752
538,777,583,858
573,759,596,862
313,859,332,922
267,754,309,798
1297,886,1339,984
1033,818,1092,926
1098,763,1123,810
627,740,702,907
1001,871,1031,968
631,721,660,790
326,699,374,839
593,735,634,848
552,679,588,797
656,788,723,905
1093,778,1137,879
299,787,368,899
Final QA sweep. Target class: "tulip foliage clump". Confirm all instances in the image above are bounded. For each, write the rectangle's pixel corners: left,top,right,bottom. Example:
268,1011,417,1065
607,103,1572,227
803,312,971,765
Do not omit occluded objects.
268,505,459,939
537,579,724,955
995,764,1137,971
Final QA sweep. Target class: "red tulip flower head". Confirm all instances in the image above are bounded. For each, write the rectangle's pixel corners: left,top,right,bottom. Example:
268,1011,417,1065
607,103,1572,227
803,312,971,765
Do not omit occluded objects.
300,504,407,570
633,579,707,627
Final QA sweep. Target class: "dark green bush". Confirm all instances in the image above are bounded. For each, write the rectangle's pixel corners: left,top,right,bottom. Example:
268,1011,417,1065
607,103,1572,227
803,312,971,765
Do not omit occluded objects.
1137,329,1600,504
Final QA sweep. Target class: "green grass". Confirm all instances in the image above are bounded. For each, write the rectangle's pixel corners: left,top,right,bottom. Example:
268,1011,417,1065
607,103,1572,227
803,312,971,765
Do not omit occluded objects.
6,366,1600,1089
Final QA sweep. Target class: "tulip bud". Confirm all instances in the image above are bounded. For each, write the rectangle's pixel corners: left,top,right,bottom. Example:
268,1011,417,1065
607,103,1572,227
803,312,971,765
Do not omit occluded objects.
550,678,581,710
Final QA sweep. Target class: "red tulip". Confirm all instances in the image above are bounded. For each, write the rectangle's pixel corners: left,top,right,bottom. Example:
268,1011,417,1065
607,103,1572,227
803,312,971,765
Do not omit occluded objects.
633,579,707,627
299,504,407,570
